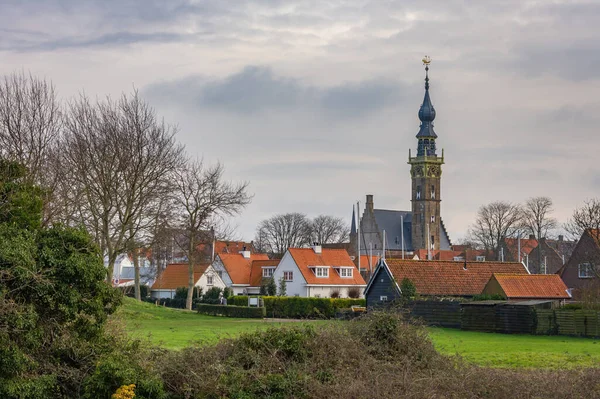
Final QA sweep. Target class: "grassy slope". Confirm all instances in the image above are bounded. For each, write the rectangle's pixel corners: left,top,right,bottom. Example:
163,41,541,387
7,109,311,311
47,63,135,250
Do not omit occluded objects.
114,298,327,350
115,298,600,368
429,327,600,369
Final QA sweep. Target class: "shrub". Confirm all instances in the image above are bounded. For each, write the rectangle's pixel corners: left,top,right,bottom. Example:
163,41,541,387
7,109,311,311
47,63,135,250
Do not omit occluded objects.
330,289,341,298
266,278,277,296
228,296,366,318
278,277,287,296
471,293,505,301
203,286,222,300
197,304,266,318
347,286,361,299
400,278,417,299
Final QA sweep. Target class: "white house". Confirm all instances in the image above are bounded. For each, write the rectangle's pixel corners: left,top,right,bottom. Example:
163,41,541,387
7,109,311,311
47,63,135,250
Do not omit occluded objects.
272,245,366,298
150,263,226,299
210,250,270,295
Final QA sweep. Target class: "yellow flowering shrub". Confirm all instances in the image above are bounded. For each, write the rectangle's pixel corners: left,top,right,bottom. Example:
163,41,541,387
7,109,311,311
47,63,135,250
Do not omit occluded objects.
112,384,136,399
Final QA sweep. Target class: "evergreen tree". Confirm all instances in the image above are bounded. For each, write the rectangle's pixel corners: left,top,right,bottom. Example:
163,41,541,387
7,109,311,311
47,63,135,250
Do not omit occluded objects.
278,277,287,296
266,277,277,296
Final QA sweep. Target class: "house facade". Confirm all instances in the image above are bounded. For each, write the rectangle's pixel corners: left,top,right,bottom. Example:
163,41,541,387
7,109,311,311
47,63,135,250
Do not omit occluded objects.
559,229,600,297
150,263,226,299
272,245,366,298
364,259,529,308
210,251,270,295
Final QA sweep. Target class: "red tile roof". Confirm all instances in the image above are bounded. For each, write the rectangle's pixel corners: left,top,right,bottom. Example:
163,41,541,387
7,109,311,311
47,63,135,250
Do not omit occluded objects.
151,263,209,290
249,259,280,287
197,240,254,255
504,238,538,260
355,255,380,271
288,248,366,286
490,274,570,299
219,253,270,285
384,259,528,296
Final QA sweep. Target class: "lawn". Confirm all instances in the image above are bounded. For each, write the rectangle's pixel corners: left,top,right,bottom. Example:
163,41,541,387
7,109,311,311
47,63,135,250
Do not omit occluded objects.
113,298,327,350
115,298,600,368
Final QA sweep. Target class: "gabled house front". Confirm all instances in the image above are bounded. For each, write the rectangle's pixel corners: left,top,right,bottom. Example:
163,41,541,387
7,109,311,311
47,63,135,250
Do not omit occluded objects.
272,245,366,298
150,262,226,299
210,250,270,295
364,259,529,307
558,229,600,298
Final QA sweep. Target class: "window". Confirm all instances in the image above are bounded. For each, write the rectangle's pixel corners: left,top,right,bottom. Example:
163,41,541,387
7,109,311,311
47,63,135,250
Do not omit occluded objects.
579,263,595,278
262,267,274,278
476,256,486,262
416,185,421,200
339,268,353,278
315,267,329,277
284,271,293,281
217,270,223,278
207,275,213,285
431,236,435,249
380,295,388,302
431,185,436,199
395,236,399,245
430,215,435,223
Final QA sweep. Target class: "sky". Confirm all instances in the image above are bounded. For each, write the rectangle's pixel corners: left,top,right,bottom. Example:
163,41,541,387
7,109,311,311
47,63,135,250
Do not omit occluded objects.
1,0,599,243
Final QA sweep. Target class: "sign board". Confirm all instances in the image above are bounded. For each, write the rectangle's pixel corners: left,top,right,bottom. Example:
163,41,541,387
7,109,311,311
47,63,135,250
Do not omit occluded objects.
249,297,259,307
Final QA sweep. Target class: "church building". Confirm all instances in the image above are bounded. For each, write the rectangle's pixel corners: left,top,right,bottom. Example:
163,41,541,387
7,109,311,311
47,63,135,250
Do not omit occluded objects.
350,58,451,257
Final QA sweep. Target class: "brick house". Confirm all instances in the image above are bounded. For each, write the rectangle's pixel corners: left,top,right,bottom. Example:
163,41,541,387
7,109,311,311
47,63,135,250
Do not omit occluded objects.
558,229,600,297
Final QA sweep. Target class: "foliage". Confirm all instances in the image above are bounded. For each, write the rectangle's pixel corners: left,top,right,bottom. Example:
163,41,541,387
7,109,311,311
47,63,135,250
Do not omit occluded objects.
223,287,232,298
259,279,267,295
347,286,361,299
196,304,266,318
143,297,187,309
266,277,277,296
174,286,202,300
400,278,417,299
112,384,136,399
471,293,505,301
228,296,366,319
330,289,340,298
0,159,44,231
124,285,150,299
277,277,287,296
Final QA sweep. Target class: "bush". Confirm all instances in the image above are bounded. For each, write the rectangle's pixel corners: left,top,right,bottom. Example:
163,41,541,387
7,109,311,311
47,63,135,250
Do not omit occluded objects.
400,278,417,299
197,304,266,318
227,296,366,319
142,297,187,309
471,293,506,301
347,286,361,298
330,289,341,299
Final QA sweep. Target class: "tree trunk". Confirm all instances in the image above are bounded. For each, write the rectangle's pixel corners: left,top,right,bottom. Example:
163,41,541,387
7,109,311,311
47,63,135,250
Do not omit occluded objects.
133,251,141,301
186,234,195,311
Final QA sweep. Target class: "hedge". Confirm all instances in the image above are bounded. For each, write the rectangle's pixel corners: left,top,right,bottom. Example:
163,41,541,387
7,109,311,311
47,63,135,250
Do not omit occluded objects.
142,297,187,309
197,304,266,318
227,296,366,319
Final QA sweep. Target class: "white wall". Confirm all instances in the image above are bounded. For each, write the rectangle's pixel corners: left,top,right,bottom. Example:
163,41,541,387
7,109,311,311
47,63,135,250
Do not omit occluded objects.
195,265,226,293
150,289,175,299
272,251,307,297
211,257,233,287
306,285,366,298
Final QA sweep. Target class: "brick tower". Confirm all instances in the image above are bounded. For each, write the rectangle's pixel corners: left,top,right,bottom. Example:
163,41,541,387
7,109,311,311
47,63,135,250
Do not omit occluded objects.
408,56,444,252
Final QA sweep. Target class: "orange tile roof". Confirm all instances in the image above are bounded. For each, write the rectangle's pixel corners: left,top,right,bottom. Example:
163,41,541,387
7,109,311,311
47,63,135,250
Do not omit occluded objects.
219,253,270,285
491,274,570,299
384,259,528,296
288,248,366,286
355,255,379,271
504,238,538,260
249,259,280,287
197,240,254,255
151,263,209,290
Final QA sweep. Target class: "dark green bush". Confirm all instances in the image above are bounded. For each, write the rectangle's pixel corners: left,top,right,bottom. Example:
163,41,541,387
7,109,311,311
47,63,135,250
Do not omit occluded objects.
471,293,506,301
400,278,417,299
227,296,366,319
197,304,266,318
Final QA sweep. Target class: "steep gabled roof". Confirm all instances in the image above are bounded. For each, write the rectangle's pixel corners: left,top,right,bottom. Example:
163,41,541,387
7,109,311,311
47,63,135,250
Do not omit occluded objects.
288,248,366,286
151,263,209,290
249,259,280,287
504,238,538,260
383,259,528,296
490,274,570,299
219,253,270,285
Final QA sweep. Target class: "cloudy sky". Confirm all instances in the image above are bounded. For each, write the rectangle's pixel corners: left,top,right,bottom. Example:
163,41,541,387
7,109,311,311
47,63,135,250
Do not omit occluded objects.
2,0,599,242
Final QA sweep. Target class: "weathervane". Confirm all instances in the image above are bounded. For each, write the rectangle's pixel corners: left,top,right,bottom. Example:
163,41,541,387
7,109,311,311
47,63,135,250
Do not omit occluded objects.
422,55,431,90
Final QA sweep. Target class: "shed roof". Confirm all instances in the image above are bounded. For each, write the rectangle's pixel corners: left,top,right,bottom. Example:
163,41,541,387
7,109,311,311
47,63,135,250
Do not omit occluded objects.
490,274,570,299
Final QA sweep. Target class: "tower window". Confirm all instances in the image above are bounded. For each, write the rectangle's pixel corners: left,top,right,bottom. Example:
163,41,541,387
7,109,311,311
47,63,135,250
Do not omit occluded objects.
431,236,435,249
431,185,435,199
430,215,435,223
416,185,421,200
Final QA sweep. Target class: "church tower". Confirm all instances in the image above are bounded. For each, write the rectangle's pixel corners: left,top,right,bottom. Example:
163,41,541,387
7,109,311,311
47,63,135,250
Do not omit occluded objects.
409,56,444,252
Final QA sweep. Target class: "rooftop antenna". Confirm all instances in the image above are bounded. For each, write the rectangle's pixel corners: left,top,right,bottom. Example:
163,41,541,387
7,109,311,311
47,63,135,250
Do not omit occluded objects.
382,230,386,261
356,201,361,272
401,214,405,259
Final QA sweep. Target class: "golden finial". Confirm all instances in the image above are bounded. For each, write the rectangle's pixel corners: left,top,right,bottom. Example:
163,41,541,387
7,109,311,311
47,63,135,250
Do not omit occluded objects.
422,55,431,65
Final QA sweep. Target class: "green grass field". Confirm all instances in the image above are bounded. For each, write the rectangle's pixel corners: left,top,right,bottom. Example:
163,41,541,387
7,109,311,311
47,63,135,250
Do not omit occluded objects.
115,298,600,368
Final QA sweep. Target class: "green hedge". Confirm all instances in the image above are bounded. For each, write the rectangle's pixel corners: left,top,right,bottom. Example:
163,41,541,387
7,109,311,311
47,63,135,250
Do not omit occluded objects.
197,304,266,318
227,296,366,319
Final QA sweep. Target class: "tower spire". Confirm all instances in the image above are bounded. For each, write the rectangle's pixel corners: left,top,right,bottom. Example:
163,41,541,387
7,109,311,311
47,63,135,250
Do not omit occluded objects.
416,55,437,156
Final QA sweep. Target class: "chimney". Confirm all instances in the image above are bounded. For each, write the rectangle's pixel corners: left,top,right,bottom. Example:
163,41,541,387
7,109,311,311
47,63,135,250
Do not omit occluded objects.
240,247,251,259
366,194,374,213
312,242,322,254
558,235,564,242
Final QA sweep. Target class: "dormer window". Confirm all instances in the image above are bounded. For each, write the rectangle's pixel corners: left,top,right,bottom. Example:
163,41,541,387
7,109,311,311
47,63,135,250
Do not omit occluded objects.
315,267,329,277
337,267,354,278
262,267,275,278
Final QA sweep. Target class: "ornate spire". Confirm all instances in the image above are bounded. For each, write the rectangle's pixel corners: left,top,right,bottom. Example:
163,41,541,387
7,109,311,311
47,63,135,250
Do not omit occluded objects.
416,56,437,156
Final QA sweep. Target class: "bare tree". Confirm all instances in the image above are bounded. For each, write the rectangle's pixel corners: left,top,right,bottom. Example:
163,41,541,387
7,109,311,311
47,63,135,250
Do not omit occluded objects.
468,201,523,259
62,90,185,286
310,215,349,244
522,196,557,273
0,71,63,225
173,160,251,310
564,199,600,241
254,213,312,256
